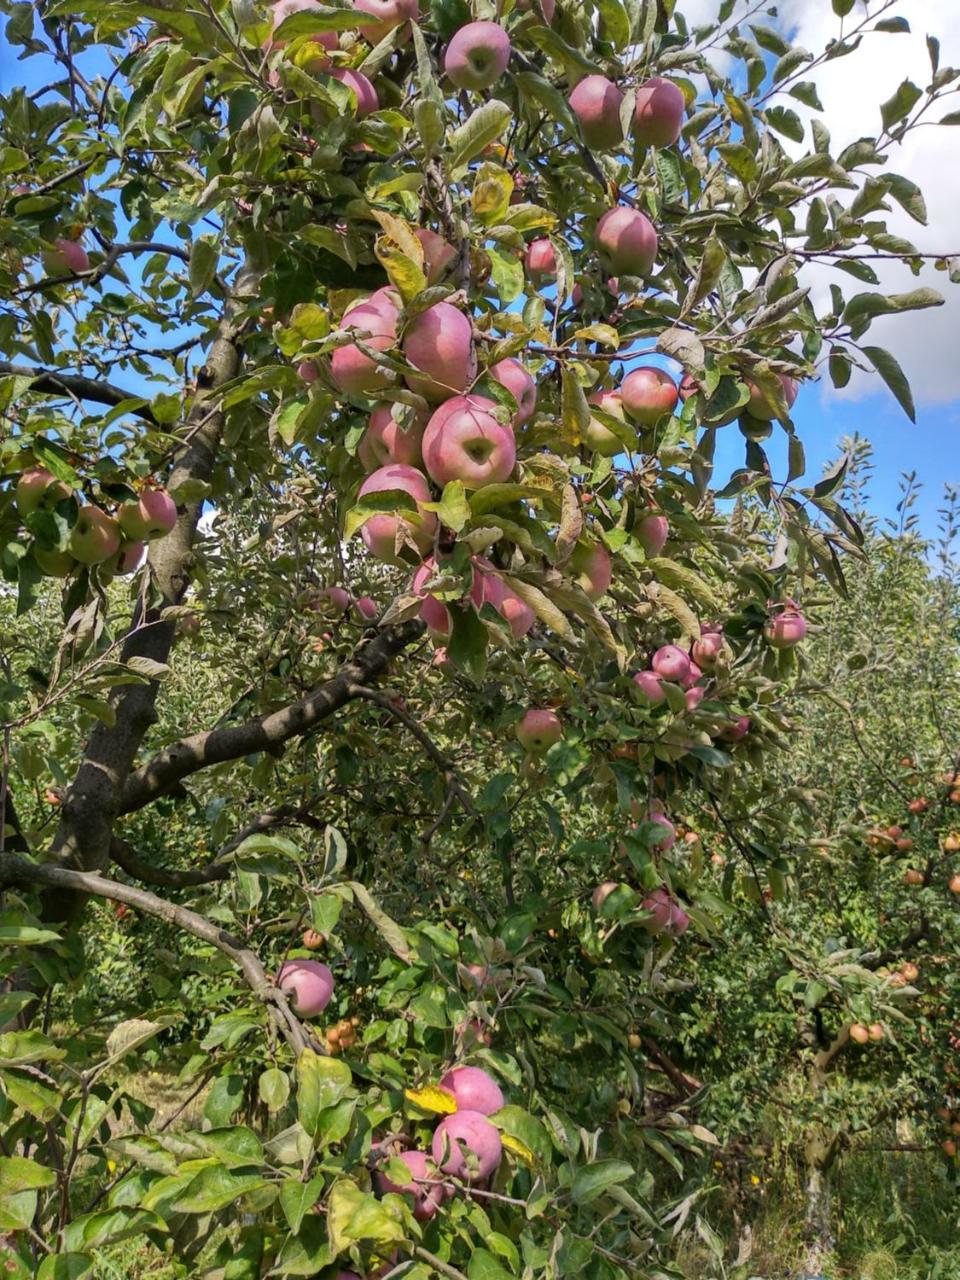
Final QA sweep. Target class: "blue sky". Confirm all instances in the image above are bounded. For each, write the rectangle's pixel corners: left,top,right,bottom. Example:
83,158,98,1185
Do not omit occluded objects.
3,4,957,539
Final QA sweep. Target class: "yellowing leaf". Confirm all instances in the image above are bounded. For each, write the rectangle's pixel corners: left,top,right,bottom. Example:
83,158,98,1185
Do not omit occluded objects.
370,210,424,265
404,1085,458,1115
375,241,426,304
500,1133,536,1166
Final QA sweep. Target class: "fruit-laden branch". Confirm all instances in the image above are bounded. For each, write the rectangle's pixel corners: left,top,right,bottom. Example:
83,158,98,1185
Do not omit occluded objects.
349,684,477,821
110,798,328,887
48,263,260,885
119,620,426,814
0,361,158,424
0,851,318,1055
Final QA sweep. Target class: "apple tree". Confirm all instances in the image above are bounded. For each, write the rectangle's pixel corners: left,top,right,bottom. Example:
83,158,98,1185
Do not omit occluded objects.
0,0,957,1277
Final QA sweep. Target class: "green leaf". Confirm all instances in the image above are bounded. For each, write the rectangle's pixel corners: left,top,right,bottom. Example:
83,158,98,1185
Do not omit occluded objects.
571,1158,635,1204
491,1105,553,1164
37,1256,94,1280
280,1175,325,1234
327,1179,405,1256
468,1250,515,1280
0,1156,57,1194
428,479,470,533
297,1049,352,1139
203,1074,245,1128
188,236,218,298
448,600,488,679
764,106,805,143
348,881,412,961
832,0,856,13
681,230,725,316
449,101,513,170
880,78,922,131
0,925,61,946
842,287,943,339
0,1069,60,1120
861,345,915,422
0,1031,65,1067
259,1068,291,1113
171,1165,266,1214
885,172,927,224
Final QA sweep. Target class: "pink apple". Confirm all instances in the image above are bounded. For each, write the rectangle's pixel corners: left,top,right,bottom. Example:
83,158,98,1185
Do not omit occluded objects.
416,228,457,284
327,67,379,116
764,605,806,648
585,389,630,456
719,715,750,743
43,237,90,276
357,463,436,560
596,206,658,277
375,1149,446,1221
475,565,535,639
633,77,685,148
636,513,668,557
681,660,702,690
692,628,724,667
592,881,619,911
298,360,319,382
525,238,557,283
312,586,352,614
641,887,674,934
265,0,338,62
649,813,676,849
621,366,678,426
432,1110,502,1181
444,21,511,91
651,644,691,684
412,557,462,638
117,489,177,541
684,686,705,712
15,467,70,516
277,959,334,1016
439,1066,504,1115
569,541,612,601
354,595,379,621
354,0,419,43
516,709,562,753
332,297,399,397
633,670,665,705
489,358,537,424
669,903,690,935
402,302,476,402
69,506,121,565
358,402,426,471
569,75,624,149
678,372,699,401
747,375,799,421
422,395,515,488
106,540,146,575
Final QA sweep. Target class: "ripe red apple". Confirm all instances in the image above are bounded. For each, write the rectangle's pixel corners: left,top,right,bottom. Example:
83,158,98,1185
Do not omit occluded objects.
265,0,338,63
585,389,629,456
904,868,924,886
641,887,674,934
592,881,620,911
327,67,379,116
669,902,690,935
69,506,121,564
569,75,624,149
680,660,702,691
43,236,90,276
634,513,668,558
354,0,419,42
105,540,145,576
475,564,535,638
719,715,750,743
943,1139,958,1158
359,402,426,471
907,797,929,814
525,238,557,283
633,670,665,705
432,1110,502,1181
402,302,476,402
332,296,399,397
868,1023,884,1042
443,21,511,90
949,874,960,894
621,366,678,426
692,628,724,668
311,586,352,615
298,360,319,382
422,394,515,488
764,605,807,649
354,596,379,622
651,644,691,684
489,358,537,424
596,206,658,277
277,959,334,1016
685,686,705,712
439,1065,504,1115
374,1149,446,1220
649,813,676,849
416,228,456,284
569,541,612,601
747,375,798,422
632,77,685,148
516,708,563,753
357,463,436,560
849,1022,870,1045
16,467,70,515
34,545,77,577
117,489,177,541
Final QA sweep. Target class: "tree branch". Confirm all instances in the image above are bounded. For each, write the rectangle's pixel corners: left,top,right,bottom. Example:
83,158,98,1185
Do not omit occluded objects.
119,621,425,814
0,852,319,1056
0,361,157,424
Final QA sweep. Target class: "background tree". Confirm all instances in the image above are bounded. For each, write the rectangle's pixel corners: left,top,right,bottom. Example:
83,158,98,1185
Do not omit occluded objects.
0,1,957,1278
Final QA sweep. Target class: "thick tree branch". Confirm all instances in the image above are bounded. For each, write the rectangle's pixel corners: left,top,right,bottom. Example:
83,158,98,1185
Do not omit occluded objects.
0,361,158,424
119,621,425,814
0,852,318,1055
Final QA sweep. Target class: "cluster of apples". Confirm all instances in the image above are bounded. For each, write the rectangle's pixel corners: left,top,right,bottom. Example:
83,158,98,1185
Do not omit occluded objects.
14,466,177,579
593,879,689,937
304,584,380,623
849,1020,885,1046
937,1103,960,1158
374,1064,505,1218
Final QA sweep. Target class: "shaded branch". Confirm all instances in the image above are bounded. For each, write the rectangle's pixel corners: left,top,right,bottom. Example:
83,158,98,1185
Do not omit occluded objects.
0,852,318,1055
119,621,425,814
0,361,157,424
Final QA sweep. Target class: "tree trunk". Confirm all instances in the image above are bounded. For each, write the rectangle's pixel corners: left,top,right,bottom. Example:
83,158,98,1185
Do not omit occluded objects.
802,1130,838,1277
